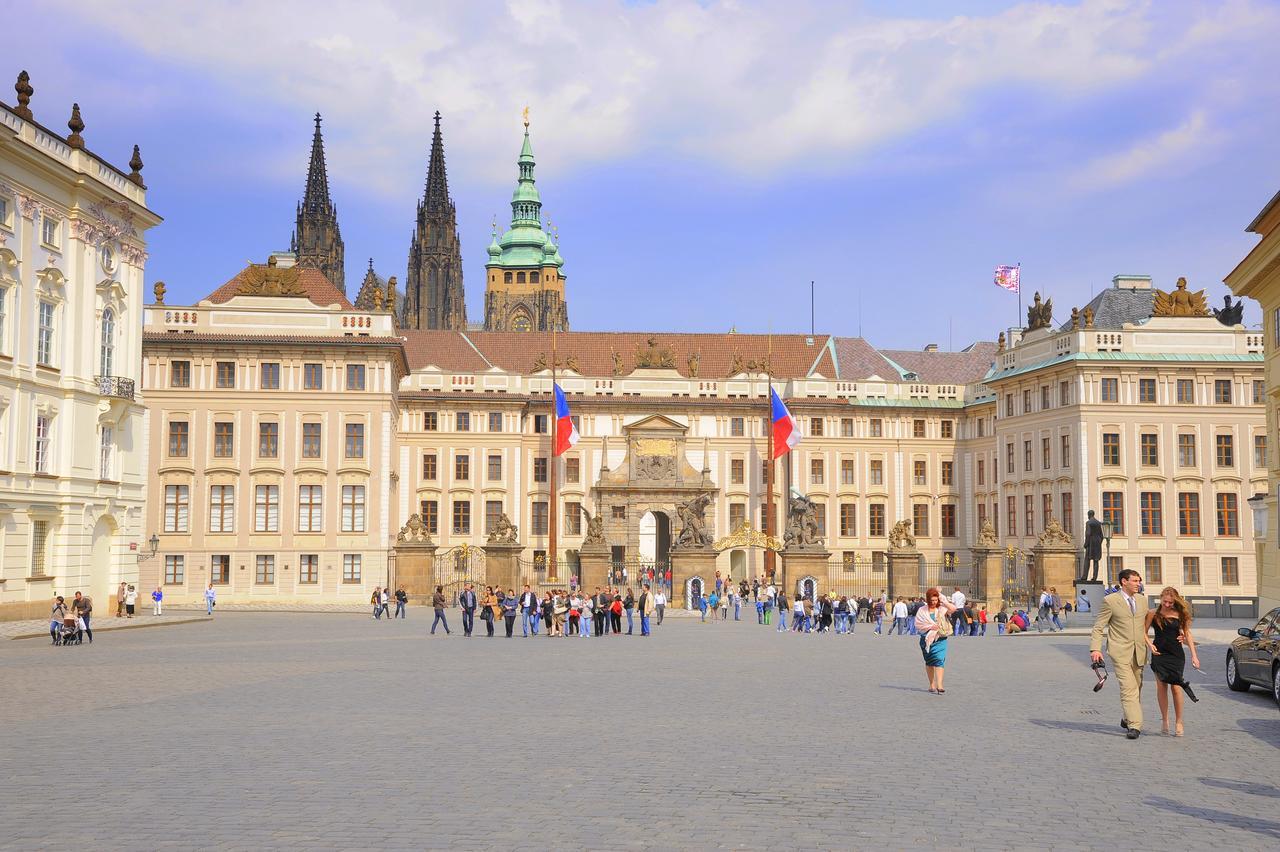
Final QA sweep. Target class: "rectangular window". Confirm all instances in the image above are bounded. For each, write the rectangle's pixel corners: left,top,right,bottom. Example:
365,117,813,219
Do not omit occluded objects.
41,213,59,247
164,555,185,585
1061,492,1073,533
810,417,823,437
729,502,746,530
913,419,925,438
1024,494,1034,536
839,503,856,537
1041,386,1051,410
1216,492,1239,537
978,502,987,531
298,484,323,533
489,412,503,432
1023,440,1031,472
730,458,744,484
1138,378,1156,403
941,420,953,439
912,460,926,486
565,502,582,535
1139,492,1162,536
941,504,956,537
209,485,234,533
258,422,278,458
420,500,438,535
1042,494,1052,532
298,554,319,584
1059,381,1070,406
811,458,824,485
1061,433,1071,468
870,418,883,437
1006,442,1014,472
841,417,854,437
456,411,470,432
532,501,549,535
841,458,856,485
208,556,229,585
1023,389,1032,413
533,457,548,483
1007,495,1016,533
254,484,279,532
452,500,470,534
215,361,235,388
1182,556,1200,586
341,485,366,533
869,504,885,537
1177,434,1196,467
213,422,234,458
343,554,362,584
730,417,744,437
167,420,188,458
260,362,280,389
485,500,503,535
1102,491,1124,535
99,425,113,480
1100,377,1118,402
346,364,366,391
163,484,190,532
1214,379,1232,404
533,414,548,434
1145,556,1162,585
941,461,954,486
913,503,929,537
812,502,826,537
613,505,626,521
1102,433,1119,466
455,454,470,481
1042,437,1051,470
1216,434,1234,467
1255,434,1267,469
303,363,323,390
1177,492,1200,537
30,520,49,576
423,412,438,431
1253,380,1265,404
422,453,437,480
977,459,985,486
302,423,321,458
344,423,364,459
1176,378,1194,404
486,454,502,481
1005,394,1014,417
869,459,884,485
1140,433,1158,466
255,555,275,585
170,360,191,388
1221,556,1239,586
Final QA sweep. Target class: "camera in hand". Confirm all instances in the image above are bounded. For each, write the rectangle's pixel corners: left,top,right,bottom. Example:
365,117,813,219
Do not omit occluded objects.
1090,659,1108,692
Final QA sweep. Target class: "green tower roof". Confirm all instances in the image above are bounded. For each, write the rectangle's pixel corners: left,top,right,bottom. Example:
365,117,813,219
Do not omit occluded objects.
487,121,563,270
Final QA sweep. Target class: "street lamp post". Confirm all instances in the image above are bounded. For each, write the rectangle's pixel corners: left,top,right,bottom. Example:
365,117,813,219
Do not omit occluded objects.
1101,520,1113,586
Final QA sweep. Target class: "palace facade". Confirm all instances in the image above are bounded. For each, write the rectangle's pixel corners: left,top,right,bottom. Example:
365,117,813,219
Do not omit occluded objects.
0,72,160,619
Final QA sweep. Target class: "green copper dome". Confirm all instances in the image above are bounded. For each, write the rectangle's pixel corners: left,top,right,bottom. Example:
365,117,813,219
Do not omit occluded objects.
487,125,564,270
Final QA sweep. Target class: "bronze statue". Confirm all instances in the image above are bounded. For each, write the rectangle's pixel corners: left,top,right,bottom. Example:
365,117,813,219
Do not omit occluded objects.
1153,277,1209,317
1080,509,1104,581
1026,291,1053,330
783,494,823,549
1213,294,1244,326
673,492,714,549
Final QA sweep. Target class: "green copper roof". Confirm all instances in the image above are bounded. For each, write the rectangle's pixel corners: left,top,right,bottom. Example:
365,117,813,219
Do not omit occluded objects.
984,350,1263,383
847,397,966,409
488,126,563,270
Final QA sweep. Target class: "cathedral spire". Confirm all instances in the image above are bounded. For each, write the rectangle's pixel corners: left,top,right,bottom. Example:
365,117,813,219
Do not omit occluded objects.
303,112,331,212
423,110,450,211
402,110,466,330
291,112,345,294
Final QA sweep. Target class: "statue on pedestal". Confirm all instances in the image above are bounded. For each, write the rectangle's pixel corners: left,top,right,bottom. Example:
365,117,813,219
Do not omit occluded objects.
888,519,916,551
486,512,519,544
674,492,714,549
784,494,824,549
1080,509,1104,581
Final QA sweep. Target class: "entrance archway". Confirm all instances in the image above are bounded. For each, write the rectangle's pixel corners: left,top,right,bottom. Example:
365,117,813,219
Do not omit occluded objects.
90,516,117,607
639,510,671,571
729,549,746,578
686,576,705,610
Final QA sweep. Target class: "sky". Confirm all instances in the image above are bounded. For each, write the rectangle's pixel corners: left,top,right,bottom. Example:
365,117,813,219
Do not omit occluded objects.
8,0,1280,349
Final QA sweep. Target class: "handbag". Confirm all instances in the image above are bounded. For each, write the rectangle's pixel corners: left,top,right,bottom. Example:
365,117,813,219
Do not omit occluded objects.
935,611,952,637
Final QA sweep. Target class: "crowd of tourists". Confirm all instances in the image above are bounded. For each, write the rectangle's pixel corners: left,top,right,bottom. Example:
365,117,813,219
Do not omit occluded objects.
424,583,665,638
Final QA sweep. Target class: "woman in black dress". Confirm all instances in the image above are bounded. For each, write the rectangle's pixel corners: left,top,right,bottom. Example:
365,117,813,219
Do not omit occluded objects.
1144,586,1201,736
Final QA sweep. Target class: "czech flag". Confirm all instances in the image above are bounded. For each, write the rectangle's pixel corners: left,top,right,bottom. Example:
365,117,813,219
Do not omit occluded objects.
770,387,801,458
553,382,579,456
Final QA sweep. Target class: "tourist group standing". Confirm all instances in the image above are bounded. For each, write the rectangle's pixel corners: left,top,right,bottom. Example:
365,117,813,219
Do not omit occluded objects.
438,583,659,638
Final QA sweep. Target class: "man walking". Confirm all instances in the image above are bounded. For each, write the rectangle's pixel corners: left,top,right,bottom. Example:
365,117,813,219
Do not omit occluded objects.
394,586,407,619
654,588,666,625
638,584,653,636
151,586,163,616
459,583,477,637
204,583,216,616
1036,587,1057,633
520,584,539,637
891,597,909,635
593,587,608,636
117,581,127,618
430,585,451,635
72,591,93,644
1090,569,1149,740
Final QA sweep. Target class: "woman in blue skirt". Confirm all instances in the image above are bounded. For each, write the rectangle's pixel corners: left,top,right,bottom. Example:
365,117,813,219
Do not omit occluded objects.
914,587,959,694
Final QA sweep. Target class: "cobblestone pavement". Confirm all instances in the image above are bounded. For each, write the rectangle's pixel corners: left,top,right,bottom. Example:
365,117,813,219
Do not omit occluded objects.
2,613,1277,851
0,610,210,641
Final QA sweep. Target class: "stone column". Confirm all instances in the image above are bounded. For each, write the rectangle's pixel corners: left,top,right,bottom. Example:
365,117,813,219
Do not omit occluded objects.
971,546,1003,611
394,540,437,605
483,542,522,595
781,547,830,597
670,547,718,609
887,547,920,599
578,543,610,593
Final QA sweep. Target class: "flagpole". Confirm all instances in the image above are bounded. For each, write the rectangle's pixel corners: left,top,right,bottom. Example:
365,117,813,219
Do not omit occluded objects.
549,323,558,584
1017,262,1022,329
764,331,775,583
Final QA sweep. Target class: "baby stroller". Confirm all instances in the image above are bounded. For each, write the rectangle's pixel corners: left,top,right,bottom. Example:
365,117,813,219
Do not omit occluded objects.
57,616,81,646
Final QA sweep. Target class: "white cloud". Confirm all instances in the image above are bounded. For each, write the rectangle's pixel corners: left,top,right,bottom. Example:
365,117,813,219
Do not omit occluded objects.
1067,109,1223,192
29,0,1280,195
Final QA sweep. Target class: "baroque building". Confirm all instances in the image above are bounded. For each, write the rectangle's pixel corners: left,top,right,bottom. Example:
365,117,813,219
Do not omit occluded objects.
483,119,568,332
0,71,160,619
401,112,466,330
290,114,345,295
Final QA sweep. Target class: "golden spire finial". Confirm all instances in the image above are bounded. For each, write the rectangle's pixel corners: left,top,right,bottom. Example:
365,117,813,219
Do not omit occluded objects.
522,105,530,128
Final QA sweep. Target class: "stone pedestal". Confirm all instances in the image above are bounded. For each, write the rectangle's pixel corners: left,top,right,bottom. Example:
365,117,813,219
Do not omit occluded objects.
670,547,718,609
971,546,1003,609
483,542,522,595
394,541,437,605
781,548,830,598
1033,543,1077,603
888,548,920,599
577,544,610,592
1074,580,1104,620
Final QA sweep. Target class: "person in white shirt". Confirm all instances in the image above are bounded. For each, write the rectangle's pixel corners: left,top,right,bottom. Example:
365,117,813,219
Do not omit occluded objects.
951,588,966,609
846,596,859,633
654,590,667,625
891,597,909,634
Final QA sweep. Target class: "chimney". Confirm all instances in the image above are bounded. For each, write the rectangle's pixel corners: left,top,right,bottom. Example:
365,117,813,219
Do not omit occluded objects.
924,343,938,353
1112,274,1152,290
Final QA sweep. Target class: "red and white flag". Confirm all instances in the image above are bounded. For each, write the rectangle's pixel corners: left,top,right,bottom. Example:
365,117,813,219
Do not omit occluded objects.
994,264,1020,293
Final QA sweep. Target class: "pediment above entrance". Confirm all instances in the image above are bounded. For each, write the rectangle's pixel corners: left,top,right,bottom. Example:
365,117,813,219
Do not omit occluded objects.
598,414,708,490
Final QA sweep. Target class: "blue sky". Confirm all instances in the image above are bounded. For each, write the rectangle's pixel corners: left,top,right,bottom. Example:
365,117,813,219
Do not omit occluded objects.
10,0,1280,349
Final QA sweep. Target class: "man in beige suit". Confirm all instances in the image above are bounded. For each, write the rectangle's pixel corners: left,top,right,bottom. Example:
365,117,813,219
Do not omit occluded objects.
1090,568,1149,740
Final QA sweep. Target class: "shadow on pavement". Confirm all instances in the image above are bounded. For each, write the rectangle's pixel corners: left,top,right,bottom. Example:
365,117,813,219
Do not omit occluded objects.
1144,796,1280,841
1237,717,1280,749
1200,777,1280,798
1029,718,1122,736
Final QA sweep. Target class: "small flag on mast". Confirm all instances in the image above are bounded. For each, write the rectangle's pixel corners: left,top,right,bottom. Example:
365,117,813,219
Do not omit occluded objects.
553,383,579,456
770,387,801,459
994,264,1020,293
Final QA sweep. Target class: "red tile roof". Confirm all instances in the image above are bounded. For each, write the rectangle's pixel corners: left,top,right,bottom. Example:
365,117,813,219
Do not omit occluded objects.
833,337,899,380
878,342,998,384
203,264,353,310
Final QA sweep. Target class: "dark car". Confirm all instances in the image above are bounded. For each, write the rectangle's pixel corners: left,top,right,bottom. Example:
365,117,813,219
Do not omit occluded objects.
1225,606,1280,707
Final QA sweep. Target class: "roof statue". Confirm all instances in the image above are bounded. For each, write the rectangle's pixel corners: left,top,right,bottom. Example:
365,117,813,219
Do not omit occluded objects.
238,256,306,298
1082,306,1095,328
1026,291,1053,330
634,336,675,369
1152,277,1209,317
1070,307,1080,330
1213,294,1245,326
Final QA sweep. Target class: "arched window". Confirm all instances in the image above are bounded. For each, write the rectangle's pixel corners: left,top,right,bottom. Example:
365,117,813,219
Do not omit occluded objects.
511,310,532,333
516,271,526,284
530,271,540,283
100,308,115,377
503,271,513,284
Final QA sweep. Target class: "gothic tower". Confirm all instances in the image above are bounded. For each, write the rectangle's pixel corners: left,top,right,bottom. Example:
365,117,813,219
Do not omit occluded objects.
402,112,466,330
483,114,568,332
290,113,345,294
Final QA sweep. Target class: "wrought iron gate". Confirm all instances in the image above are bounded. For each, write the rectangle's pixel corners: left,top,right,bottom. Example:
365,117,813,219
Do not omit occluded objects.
435,545,486,603
1002,548,1035,611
